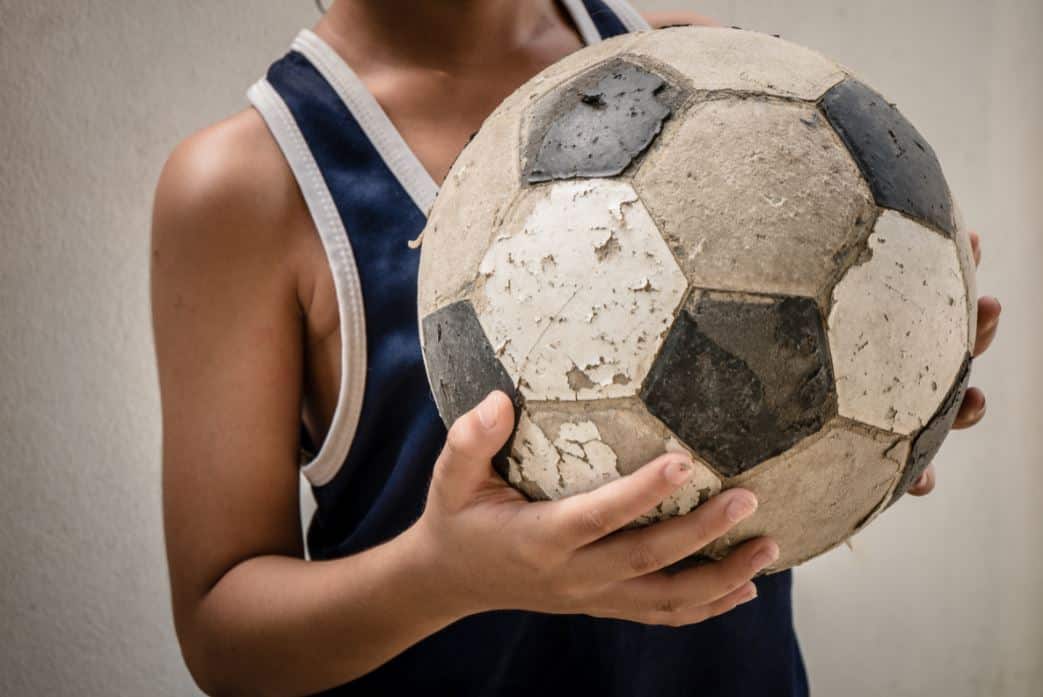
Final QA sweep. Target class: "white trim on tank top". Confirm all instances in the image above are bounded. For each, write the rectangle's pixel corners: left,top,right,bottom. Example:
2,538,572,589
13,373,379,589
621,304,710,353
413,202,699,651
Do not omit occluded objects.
600,0,652,32
291,29,440,216
247,79,369,487
559,0,651,40
559,0,603,45
289,0,651,215
249,0,648,488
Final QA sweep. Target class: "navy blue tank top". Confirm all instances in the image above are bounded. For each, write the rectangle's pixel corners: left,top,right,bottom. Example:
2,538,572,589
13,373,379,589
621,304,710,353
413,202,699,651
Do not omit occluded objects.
248,2,808,694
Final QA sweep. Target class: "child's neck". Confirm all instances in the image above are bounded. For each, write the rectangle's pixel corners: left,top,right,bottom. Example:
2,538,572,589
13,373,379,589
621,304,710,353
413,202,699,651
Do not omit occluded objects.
319,0,568,71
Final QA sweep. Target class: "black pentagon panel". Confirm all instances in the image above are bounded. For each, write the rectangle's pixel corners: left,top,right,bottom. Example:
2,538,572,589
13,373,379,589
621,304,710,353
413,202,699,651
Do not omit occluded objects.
641,294,835,477
524,61,673,183
821,79,954,236
890,355,972,506
420,300,521,474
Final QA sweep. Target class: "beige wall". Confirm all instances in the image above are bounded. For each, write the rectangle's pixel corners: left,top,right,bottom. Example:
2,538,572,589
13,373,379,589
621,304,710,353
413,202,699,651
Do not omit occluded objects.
1,1,1039,695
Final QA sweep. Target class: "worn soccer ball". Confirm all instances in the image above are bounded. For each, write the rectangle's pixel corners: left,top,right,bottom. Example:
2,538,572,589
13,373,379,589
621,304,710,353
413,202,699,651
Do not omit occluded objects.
416,27,976,571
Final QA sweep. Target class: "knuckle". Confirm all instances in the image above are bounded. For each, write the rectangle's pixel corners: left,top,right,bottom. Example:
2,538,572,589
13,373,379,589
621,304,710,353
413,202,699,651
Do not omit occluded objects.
443,423,470,456
579,507,610,538
693,516,714,538
715,565,752,594
626,542,660,575
718,559,750,586
679,564,739,601
718,577,745,597
687,516,716,544
652,596,682,615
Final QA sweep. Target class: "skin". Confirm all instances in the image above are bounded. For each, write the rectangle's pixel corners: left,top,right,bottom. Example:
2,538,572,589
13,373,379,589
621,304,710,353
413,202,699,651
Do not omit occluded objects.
151,2,1001,694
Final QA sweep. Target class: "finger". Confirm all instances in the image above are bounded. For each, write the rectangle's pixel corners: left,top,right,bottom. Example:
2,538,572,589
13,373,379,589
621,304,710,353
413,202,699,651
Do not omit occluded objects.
543,453,702,550
952,387,986,429
643,581,759,627
973,296,1001,357
906,464,936,496
655,537,778,606
571,488,761,583
969,231,981,267
432,391,515,508
597,537,778,617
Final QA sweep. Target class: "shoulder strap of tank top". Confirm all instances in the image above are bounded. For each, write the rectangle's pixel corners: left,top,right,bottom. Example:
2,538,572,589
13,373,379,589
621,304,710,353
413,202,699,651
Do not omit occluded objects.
289,30,439,214
247,76,369,487
562,0,650,41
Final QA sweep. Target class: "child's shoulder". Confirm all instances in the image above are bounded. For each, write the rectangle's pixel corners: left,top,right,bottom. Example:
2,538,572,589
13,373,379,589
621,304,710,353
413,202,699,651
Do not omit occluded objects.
157,110,297,232
152,108,308,271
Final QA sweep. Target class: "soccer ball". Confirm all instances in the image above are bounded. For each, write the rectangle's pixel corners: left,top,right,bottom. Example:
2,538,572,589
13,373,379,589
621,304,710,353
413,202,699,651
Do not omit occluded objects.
416,27,976,571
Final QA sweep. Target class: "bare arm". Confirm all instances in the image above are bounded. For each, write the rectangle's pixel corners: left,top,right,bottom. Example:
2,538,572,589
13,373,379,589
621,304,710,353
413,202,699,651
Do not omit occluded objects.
154,113,776,697
152,115,463,696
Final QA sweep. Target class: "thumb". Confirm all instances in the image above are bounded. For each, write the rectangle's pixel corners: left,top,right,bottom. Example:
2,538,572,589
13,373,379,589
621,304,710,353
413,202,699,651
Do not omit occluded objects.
433,390,516,507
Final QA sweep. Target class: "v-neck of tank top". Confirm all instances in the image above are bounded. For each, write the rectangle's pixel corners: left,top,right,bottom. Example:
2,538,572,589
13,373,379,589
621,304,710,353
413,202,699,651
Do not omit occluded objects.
292,0,603,215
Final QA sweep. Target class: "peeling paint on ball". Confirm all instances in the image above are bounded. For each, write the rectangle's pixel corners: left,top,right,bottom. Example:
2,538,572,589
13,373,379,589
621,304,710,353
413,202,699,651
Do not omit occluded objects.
474,180,687,402
416,26,976,570
507,399,721,521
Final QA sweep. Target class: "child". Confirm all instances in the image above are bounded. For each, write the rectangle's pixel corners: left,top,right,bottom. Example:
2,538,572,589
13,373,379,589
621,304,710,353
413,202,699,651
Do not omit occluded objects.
150,2,1000,694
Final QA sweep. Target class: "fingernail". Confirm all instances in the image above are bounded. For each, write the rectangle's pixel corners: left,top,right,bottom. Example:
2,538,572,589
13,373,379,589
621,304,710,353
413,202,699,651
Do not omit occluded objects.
738,584,759,605
751,543,780,572
477,393,499,429
663,458,694,485
725,492,757,522
915,472,928,488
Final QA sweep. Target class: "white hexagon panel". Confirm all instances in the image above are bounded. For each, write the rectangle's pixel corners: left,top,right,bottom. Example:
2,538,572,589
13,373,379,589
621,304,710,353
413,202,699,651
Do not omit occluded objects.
828,210,969,435
633,98,877,301
473,179,688,402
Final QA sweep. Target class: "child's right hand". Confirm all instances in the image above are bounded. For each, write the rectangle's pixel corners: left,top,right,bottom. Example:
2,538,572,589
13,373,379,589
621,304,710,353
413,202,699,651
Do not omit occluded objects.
408,390,780,627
